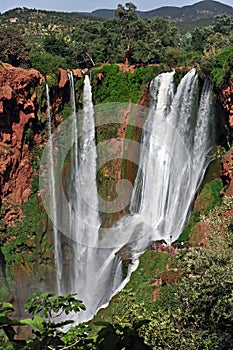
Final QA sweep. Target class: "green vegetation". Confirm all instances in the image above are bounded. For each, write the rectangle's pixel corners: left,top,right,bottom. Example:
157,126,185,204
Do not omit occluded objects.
0,292,149,349
92,226,233,349
1,226,233,349
210,46,233,88
92,251,171,324
0,6,232,90
177,178,223,244
93,64,162,104
0,27,30,67
0,5,233,90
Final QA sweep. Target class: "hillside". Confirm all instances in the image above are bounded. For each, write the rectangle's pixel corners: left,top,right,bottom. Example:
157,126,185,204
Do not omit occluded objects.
80,0,233,21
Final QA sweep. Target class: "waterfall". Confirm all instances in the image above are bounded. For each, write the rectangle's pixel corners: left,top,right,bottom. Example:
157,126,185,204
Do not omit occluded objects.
67,75,102,322
66,76,138,323
130,70,175,215
46,84,62,294
42,69,214,324
68,71,78,174
130,68,214,243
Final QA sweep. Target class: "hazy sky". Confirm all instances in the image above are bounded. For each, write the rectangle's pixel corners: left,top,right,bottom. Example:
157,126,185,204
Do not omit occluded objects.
0,0,232,13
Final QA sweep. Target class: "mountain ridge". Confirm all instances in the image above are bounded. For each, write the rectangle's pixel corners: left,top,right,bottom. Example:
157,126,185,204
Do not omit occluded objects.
78,0,233,21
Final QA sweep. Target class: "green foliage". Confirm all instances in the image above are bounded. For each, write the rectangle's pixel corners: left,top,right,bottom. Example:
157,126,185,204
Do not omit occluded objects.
178,178,222,243
195,179,223,215
92,231,233,349
43,34,69,58
0,293,89,350
174,233,233,349
0,5,232,92
92,251,171,326
212,14,233,35
61,104,72,121
210,46,233,87
93,64,162,104
164,47,182,66
0,27,31,67
23,128,34,147
115,3,138,21
0,293,150,349
25,292,85,318
95,320,150,350
1,230,233,349
30,50,68,85
1,8,180,68
63,323,94,349
179,50,202,66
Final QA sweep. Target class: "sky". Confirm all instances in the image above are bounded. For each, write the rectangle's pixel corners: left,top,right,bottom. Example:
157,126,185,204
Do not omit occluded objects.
0,0,232,14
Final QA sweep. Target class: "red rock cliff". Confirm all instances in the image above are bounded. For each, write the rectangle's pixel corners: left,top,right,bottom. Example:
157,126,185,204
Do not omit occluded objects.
220,84,233,194
220,84,233,128
0,64,44,225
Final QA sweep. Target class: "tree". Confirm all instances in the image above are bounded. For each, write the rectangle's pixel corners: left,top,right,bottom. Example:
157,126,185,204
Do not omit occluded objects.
212,14,233,35
204,32,230,57
43,34,69,57
115,3,137,20
175,232,233,349
115,4,126,20
30,51,68,85
0,27,31,68
0,292,91,349
125,2,137,20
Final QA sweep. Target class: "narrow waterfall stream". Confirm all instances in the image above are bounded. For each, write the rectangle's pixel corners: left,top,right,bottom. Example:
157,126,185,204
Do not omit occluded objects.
46,84,62,294
67,75,102,321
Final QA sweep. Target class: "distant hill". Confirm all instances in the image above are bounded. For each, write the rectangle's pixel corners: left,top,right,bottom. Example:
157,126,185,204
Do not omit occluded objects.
79,0,233,21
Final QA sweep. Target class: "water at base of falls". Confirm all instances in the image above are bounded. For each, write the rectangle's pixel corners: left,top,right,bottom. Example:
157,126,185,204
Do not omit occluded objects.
44,69,214,324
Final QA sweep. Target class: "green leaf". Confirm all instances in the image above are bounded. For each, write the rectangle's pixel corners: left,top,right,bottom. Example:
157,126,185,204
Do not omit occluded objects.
0,302,14,311
21,316,45,331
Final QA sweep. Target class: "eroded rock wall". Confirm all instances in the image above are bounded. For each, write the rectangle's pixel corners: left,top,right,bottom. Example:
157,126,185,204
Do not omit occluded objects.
0,64,44,225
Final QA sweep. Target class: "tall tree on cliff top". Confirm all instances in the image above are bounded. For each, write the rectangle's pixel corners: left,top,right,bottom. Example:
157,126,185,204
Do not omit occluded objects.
115,2,137,20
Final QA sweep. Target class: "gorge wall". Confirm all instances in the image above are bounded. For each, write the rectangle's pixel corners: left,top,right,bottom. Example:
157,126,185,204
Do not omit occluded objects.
0,62,232,304
0,64,43,225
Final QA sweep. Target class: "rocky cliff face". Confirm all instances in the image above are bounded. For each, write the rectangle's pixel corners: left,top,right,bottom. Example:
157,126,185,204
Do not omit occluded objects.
220,85,233,196
0,64,85,312
0,65,83,227
220,84,233,128
189,83,233,246
0,64,44,225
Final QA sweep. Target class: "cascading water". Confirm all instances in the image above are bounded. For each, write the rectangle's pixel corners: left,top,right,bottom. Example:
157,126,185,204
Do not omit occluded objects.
43,69,214,324
46,84,62,294
65,76,138,323
130,68,214,243
67,75,102,321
